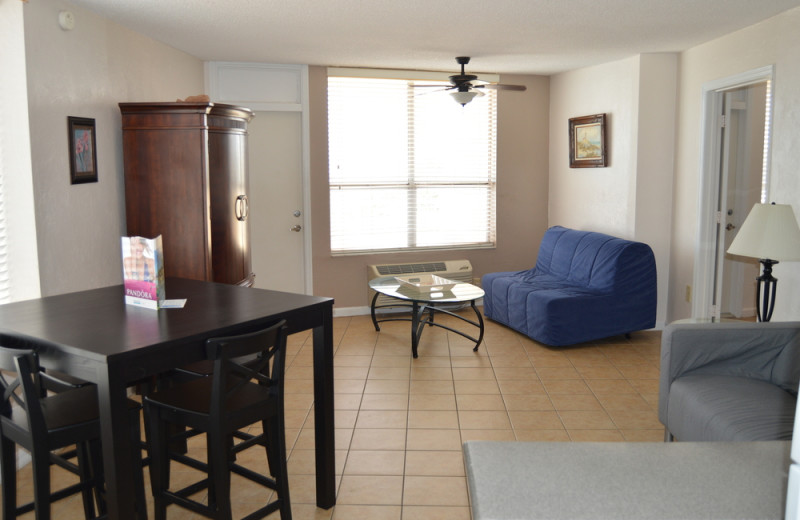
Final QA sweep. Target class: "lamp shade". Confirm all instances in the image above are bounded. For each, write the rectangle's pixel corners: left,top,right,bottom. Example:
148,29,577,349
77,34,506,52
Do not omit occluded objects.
727,203,800,261
450,90,478,106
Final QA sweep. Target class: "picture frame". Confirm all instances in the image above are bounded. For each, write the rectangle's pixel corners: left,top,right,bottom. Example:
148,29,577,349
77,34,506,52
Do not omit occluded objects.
569,113,607,168
67,116,98,184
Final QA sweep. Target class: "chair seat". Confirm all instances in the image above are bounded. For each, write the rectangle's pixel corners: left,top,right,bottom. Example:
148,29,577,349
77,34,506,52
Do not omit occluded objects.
146,377,276,419
666,374,796,441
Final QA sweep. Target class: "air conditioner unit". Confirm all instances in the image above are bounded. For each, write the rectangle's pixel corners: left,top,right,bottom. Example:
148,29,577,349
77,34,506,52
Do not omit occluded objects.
367,259,473,308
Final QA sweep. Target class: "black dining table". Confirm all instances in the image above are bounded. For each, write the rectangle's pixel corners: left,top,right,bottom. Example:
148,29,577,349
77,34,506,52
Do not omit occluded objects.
0,278,335,519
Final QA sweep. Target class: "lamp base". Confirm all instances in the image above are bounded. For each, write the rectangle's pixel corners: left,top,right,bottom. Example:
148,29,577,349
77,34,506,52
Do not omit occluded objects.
756,259,778,322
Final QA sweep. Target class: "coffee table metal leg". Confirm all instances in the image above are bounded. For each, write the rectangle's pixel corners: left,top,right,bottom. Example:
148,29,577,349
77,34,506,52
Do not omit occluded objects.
471,300,485,352
370,292,381,331
411,301,421,358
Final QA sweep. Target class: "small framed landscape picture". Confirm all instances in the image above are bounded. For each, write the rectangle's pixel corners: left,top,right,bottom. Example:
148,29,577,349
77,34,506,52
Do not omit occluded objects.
569,113,607,168
67,116,98,184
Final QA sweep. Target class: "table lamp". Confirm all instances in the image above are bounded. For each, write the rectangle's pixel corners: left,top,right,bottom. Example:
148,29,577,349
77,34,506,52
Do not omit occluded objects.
727,202,800,322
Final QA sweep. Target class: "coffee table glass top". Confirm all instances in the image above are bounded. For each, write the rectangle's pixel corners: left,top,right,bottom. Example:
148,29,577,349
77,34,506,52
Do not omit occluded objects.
369,275,484,303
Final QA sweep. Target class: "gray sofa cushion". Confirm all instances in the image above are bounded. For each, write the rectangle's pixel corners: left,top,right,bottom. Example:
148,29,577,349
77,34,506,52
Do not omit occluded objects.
667,374,796,441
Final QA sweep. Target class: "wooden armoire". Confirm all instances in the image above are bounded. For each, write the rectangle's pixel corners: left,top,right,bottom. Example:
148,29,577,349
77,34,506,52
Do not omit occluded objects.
119,102,255,286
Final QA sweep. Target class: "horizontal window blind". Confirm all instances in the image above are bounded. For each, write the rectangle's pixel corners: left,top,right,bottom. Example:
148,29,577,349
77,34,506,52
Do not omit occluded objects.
328,75,497,254
0,135,9,303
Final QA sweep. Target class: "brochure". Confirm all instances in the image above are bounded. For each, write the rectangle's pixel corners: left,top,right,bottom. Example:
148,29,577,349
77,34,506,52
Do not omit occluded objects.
121,235,165,309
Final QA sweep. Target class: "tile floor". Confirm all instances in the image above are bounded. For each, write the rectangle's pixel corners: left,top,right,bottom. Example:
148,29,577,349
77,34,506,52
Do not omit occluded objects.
14,310,664,519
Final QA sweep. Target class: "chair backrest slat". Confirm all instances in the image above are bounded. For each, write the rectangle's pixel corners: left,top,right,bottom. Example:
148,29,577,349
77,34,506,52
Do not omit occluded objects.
204,320,288,416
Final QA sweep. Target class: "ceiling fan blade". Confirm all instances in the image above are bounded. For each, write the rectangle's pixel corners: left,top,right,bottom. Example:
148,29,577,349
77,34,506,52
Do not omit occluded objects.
412,84,455,88
474,84,527,91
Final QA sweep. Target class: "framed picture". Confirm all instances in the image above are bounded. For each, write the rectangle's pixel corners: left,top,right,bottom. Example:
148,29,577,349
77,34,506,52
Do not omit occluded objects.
67,116,98,184
569,113,607,168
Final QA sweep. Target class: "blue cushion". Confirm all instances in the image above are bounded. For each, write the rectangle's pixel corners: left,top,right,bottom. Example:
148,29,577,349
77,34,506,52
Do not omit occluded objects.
482,226,656,346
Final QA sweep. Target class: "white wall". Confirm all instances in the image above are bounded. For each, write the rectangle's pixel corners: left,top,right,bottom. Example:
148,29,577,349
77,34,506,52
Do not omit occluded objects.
670,6,800,322
549,56,639,237
549,54,677,328
22,0,204,296
0,0,41,303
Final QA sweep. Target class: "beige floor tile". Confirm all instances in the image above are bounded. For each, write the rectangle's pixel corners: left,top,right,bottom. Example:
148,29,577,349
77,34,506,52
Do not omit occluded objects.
606,409,664,430
364,379,409,394
334,355,373,367
508,410,565,430
549,393,603,411
536,366,582,380
335,366,370,380
450,356,493,368
331,505,401,520
344,450,406,475
502,393,554,411
403,476,469,506
541,379,592,394
597,393,653,411
401,505,472,520
360,394,409,411
356,410,408,429
558,410,617,430
497,379,546,395
405,450,465,476
458,410,512,430
368,366,411,380
406,429,463,451
585,378,638,395
622,429,667,442
492,366,538,380
459,429,515,442
411,367,454,380
408,410,460,429
410,380,455,394
455,394,506,411
370,356,412,368
412,356,452,368
408,393,457,411
349,428,407,450
574,365,624,379
451,367,496,380
454,380,500,394
337,475,404,505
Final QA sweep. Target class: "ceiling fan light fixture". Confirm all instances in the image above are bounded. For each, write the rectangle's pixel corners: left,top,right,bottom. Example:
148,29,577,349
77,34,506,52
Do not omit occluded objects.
451,90,478,106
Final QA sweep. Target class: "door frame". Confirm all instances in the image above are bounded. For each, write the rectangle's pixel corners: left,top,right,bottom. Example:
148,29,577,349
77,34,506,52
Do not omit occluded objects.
206,62,313,295
692,65,774,319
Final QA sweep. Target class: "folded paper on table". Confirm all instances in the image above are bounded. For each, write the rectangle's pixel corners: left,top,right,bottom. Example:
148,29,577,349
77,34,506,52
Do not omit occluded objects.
121,235,165,309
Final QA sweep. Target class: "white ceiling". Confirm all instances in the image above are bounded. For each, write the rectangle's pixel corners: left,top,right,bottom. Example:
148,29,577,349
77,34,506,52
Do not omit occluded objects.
67,0,800,76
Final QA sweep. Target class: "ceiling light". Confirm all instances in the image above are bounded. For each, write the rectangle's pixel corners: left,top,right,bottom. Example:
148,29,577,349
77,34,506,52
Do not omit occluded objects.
450,90,478,106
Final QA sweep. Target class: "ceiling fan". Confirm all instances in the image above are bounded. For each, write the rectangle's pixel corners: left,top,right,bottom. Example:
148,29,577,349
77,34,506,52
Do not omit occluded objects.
416,57,526,106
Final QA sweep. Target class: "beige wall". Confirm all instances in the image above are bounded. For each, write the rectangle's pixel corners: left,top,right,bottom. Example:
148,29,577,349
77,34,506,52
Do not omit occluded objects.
310,69,551,310
670,7,800,322
549,54,678,328
23,0,204,296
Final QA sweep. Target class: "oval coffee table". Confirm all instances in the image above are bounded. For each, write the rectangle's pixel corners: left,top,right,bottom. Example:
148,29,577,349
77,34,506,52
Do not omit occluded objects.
369,275,485,358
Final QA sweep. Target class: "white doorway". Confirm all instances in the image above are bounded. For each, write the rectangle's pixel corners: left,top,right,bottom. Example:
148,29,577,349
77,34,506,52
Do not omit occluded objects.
693,66,773,320
248,111,307,294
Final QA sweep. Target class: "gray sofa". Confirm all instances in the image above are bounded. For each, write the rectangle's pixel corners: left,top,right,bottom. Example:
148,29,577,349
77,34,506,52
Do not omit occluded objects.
659,320,800,442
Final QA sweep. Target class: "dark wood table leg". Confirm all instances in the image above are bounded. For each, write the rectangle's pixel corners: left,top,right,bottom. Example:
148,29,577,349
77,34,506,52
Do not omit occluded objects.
96,363,138,520
312,307,336,509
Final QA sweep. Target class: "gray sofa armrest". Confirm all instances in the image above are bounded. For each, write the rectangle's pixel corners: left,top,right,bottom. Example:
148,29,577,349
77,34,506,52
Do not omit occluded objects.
658,321,800,425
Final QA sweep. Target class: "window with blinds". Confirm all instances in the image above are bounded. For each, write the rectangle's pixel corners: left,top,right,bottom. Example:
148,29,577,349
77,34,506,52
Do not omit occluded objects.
328,75,497,254
0,143,9,304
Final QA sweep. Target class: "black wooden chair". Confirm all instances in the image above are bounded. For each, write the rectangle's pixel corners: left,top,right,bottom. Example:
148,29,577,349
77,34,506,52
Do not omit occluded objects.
144,320,292,520
0,346,146,520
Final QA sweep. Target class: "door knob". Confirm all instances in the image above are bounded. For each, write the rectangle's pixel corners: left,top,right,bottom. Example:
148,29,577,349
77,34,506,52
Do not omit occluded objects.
291,225,302,232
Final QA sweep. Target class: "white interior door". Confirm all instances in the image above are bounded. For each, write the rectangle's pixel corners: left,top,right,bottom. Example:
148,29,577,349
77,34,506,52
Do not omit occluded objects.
718,85,766,318
248,111,306,293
